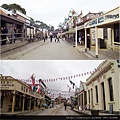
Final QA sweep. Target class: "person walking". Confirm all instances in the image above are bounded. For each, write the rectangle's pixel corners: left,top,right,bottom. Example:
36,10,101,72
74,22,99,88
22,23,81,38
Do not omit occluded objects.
64,100,67,110
43,36,45,42
57,33,60,43
79,36,82,45
87,34,91,51
50,35,53,42
55,36,57,42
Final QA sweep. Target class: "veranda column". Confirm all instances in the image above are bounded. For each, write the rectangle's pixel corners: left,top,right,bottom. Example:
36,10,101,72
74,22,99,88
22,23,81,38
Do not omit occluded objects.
22,94,25,112
85,28,87,52
95,26,98,58
75,26,78,47
29,97,32,111
12,91,16,113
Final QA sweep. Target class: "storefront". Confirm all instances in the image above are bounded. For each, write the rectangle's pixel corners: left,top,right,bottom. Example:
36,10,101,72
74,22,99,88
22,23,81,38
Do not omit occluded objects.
84,7,120,57
0,74,44,113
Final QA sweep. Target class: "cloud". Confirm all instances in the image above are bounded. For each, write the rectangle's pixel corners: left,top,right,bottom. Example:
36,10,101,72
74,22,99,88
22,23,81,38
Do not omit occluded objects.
0,0,119,28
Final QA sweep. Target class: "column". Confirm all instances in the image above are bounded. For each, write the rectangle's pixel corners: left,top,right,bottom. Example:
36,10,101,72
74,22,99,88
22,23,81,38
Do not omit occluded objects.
19,95,22,111
95,26,98,58
12,23,15,44
75,26,77,47
25,25,27,40
83,92,85,107
22,95,25,112
12,91,16,113
22,24,25,41
29,97,32,111
111,25,114,50
85,28,87,52
86,90,89,109
34,98,36,110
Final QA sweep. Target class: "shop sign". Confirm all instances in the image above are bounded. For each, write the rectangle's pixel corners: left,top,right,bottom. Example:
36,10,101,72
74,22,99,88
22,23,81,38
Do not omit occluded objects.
89,19,97,26
85,13,119,28
98,16,104,23
105,14,119,19
1,81,14,87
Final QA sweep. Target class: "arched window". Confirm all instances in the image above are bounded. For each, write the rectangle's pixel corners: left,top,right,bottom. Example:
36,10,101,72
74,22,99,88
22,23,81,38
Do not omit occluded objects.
95,86,98,103
108,78,114,101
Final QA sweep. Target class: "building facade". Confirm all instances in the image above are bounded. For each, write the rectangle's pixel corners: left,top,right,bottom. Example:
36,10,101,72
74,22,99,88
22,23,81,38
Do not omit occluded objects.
0,74,46,113
86,60,120,113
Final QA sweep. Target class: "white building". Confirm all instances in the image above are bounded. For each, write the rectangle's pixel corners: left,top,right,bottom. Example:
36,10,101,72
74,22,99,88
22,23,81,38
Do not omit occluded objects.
86,60,120,114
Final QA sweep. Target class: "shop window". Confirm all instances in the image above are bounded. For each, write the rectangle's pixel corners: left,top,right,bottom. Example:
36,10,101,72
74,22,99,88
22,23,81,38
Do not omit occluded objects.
108,78,114,101
114,23,119,43
21,86,23,91
103,28,108,39
26,88,28,93
24,87,25,92
95,86,98,103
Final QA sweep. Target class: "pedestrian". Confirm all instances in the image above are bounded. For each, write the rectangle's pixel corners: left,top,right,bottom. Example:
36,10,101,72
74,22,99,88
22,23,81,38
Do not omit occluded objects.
55,36,57,42
57,33,60,43
43,36,45,42
50,35,53,42
87,34,91,51
64,100,67,110
45,35,48,40
79,36,82,45
1,26,8,45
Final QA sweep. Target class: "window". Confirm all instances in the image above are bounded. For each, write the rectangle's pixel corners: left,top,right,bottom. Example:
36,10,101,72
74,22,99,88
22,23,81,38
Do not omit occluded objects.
108,78,114,101
21,86,23,91
95,86,98,103
103,28,108,39
88,90,90,103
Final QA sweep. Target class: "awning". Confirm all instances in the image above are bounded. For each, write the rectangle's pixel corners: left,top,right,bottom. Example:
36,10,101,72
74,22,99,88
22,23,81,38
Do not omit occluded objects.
63,29,76,34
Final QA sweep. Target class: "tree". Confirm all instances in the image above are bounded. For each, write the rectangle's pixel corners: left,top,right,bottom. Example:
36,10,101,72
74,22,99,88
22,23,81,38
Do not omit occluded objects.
1,3,26,14
1,4,9,9
30,17,35,26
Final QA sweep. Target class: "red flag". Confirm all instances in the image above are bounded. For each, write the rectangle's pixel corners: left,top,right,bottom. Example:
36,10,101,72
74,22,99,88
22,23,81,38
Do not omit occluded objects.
36,85,40,93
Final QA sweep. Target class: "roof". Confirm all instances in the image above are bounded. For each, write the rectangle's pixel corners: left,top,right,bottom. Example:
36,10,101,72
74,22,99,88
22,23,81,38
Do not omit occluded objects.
0,6,12,15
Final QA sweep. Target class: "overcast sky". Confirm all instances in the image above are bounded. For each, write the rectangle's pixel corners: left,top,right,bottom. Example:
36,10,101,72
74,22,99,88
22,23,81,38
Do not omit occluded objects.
1,60,104,98
0,0,120,29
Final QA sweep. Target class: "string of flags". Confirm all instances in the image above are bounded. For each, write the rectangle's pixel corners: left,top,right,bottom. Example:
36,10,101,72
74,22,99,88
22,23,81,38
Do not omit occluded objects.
42,67,105,83
47,88,75,93
18,67,105,84
48,93,74,98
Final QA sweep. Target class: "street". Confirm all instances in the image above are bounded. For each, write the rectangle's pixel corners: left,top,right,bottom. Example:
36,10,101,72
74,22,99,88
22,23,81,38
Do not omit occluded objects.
17,104,79,116
1,39,89,60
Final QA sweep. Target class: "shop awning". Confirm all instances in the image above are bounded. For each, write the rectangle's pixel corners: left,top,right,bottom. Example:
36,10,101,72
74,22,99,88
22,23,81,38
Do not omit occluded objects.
63,29,76,34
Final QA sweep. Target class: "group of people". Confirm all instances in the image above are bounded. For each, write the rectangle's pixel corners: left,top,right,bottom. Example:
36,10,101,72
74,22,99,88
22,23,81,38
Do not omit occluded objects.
50,34,60,43
79,34,91,51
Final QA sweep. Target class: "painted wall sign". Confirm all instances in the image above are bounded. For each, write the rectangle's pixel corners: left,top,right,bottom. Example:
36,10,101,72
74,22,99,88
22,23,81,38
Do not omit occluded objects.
89,19,97,26
105,14,119,19
1,81,14,87
98,16,104,23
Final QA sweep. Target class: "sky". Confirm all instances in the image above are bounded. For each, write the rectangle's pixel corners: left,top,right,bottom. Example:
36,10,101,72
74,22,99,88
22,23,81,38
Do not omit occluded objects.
0,0,120,29
1,60,104,98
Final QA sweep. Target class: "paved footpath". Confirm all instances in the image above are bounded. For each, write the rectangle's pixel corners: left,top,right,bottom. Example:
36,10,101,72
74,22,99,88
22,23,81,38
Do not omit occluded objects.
76,44,119,60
